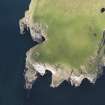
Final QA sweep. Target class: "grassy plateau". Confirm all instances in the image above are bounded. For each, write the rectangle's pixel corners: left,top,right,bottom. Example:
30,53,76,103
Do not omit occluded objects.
30,0,105,69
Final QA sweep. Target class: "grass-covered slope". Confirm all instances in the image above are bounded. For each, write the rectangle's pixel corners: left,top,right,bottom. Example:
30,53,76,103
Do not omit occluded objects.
31,0,105,68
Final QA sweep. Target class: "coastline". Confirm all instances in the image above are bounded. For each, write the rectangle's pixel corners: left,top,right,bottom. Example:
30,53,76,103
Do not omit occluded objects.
19,0,105,89
24,47,100,89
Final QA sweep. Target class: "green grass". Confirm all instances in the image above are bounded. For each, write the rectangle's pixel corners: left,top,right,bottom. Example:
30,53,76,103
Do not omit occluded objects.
31,0,105,68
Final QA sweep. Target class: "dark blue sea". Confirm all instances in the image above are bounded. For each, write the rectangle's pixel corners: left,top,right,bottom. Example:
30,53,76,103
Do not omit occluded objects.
0,0,105,105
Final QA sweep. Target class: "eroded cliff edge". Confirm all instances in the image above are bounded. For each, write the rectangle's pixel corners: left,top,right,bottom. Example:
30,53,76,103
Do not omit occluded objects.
19,0,105,89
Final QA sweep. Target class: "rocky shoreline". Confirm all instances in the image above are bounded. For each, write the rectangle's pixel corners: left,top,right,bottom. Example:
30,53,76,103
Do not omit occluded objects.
19,0,105,89
24,47,103,89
